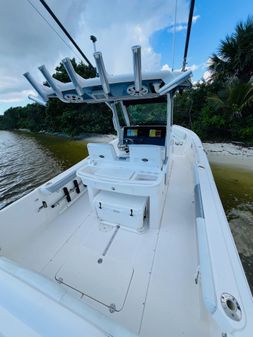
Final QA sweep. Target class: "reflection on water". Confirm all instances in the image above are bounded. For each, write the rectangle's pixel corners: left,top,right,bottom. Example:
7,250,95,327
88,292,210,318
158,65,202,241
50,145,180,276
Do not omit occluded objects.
0,130,252,293
211,163,253,294
0,131,88,208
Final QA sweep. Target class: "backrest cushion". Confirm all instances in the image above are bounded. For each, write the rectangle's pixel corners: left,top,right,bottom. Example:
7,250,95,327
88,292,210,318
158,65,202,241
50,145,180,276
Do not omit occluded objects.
129,145,165,170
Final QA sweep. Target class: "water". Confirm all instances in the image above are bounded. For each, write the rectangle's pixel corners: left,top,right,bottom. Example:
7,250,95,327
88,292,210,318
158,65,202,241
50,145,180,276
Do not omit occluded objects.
0,131,88,208
210,164,253,294
0,130,252,293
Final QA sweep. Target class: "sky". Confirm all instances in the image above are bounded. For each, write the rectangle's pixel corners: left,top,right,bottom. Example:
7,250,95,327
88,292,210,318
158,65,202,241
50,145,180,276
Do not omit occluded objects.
0,0,252,115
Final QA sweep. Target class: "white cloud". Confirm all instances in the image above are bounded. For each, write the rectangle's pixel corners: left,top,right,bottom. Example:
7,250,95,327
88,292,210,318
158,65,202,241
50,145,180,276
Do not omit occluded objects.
201,58,213,82
0,90,35,103
202,58,213,68
77,0,189,74
168,14,200,34
203,70,212,82
0,0,190,108
192,15,200,23
186,64,200,72
0,0,86,106
161,64,172,71
168,24,187,33
162,63,200,73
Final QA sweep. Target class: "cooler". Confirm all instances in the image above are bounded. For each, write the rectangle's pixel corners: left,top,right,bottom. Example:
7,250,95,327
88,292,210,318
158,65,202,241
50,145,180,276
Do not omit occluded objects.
93,191,148,231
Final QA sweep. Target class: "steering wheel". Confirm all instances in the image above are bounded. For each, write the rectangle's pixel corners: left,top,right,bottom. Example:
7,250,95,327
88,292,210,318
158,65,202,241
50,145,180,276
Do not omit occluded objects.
124,138,134,145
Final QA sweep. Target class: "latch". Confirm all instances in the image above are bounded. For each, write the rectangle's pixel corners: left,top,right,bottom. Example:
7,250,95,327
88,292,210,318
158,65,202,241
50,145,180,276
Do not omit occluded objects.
38,201,47,212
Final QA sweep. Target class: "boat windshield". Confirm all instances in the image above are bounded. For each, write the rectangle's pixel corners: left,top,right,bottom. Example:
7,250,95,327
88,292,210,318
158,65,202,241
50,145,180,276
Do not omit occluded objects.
127,102,167,125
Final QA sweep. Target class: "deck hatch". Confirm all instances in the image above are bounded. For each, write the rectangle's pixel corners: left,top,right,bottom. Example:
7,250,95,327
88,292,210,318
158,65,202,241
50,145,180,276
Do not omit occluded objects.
55,246,134,311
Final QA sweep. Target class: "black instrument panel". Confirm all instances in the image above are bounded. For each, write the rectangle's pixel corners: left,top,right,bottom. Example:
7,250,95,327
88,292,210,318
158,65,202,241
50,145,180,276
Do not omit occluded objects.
123,125,166,146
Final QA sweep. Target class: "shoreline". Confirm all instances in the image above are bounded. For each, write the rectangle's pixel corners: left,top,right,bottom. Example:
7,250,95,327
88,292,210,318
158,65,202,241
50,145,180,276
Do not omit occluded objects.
2,129,253,171
203,142,253,172
12,129,117,143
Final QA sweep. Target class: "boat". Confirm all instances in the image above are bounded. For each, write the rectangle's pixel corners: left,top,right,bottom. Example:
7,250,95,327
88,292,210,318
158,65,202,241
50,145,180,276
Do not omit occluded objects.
1,4,253,337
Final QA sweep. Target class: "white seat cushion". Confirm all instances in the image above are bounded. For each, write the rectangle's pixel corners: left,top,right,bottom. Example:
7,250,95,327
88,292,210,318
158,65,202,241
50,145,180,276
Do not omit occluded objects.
129,145,165,170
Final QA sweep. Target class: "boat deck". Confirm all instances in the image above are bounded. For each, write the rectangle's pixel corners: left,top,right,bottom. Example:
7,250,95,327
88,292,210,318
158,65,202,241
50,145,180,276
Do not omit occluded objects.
7,154,211,336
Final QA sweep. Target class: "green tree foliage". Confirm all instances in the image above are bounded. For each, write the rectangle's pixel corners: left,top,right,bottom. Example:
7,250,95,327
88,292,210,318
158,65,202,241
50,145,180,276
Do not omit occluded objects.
1,104,46,131
173,16,253,142
174,79,253,141
209,16,253,82
127,103,167,125
1,16,253,142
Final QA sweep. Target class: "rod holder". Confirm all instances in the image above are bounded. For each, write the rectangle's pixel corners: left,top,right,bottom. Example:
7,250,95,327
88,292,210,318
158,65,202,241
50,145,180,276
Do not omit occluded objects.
28,95,47,106
159,70,192,95
62,58,84,96
38,65,66,101
132,45,142,92
23,72,48,102
93,52,110,95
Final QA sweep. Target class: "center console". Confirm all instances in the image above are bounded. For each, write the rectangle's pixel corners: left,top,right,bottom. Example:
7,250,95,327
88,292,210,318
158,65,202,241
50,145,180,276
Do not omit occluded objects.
77,126,168,231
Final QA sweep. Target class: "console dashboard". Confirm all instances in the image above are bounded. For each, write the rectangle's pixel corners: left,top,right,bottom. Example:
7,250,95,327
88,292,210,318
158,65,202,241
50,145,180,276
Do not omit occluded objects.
123,125,166,146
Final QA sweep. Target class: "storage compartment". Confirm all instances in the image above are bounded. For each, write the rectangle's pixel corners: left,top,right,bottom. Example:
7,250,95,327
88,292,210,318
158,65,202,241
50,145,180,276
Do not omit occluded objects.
55,246,134,311
93,191,148,231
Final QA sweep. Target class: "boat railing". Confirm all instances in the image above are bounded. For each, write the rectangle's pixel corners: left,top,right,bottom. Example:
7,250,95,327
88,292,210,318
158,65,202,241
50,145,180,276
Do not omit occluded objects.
191,131,247,335
194,166,217,314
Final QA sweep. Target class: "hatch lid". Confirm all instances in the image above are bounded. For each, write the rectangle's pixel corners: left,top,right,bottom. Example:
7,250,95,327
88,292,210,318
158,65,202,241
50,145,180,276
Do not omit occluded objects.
55,246,134,311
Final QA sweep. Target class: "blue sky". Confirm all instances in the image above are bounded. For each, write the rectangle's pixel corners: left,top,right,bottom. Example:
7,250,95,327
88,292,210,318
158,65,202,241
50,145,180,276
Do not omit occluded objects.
151,0,253,80
0,0,252,115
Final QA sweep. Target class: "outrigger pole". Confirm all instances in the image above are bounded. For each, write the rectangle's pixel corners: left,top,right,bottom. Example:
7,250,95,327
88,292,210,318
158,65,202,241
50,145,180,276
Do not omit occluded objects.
182,0,195,71
39,0,95,70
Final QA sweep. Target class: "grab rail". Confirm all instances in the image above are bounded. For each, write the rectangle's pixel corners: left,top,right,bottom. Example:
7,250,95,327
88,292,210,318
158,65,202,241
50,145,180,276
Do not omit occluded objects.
194,166,217,315
40,171,77,194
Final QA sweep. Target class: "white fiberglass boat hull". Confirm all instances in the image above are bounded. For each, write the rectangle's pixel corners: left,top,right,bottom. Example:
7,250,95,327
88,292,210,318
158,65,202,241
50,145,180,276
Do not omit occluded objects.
0,125,252,337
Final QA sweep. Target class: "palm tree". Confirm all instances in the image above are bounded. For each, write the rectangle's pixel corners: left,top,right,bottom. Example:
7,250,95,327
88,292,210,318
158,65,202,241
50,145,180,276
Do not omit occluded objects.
209,17,253,83
207,80,253,118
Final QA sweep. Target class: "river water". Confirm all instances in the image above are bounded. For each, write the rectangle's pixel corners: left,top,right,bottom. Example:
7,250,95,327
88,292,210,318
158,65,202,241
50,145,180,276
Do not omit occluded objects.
0,130,252,294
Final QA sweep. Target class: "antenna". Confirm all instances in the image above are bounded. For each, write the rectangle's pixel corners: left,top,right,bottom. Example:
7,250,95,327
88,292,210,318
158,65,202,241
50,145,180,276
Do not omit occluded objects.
182,0,195,71
38,0,94,69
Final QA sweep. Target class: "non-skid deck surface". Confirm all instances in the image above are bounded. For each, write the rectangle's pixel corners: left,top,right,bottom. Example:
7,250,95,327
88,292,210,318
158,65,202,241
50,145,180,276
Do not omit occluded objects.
9,155,211,336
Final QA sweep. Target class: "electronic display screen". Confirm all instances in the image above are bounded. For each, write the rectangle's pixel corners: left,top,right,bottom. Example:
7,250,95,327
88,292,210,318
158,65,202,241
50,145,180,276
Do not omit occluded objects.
123,126,166,145
127,129,138,137
149,129,162,138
